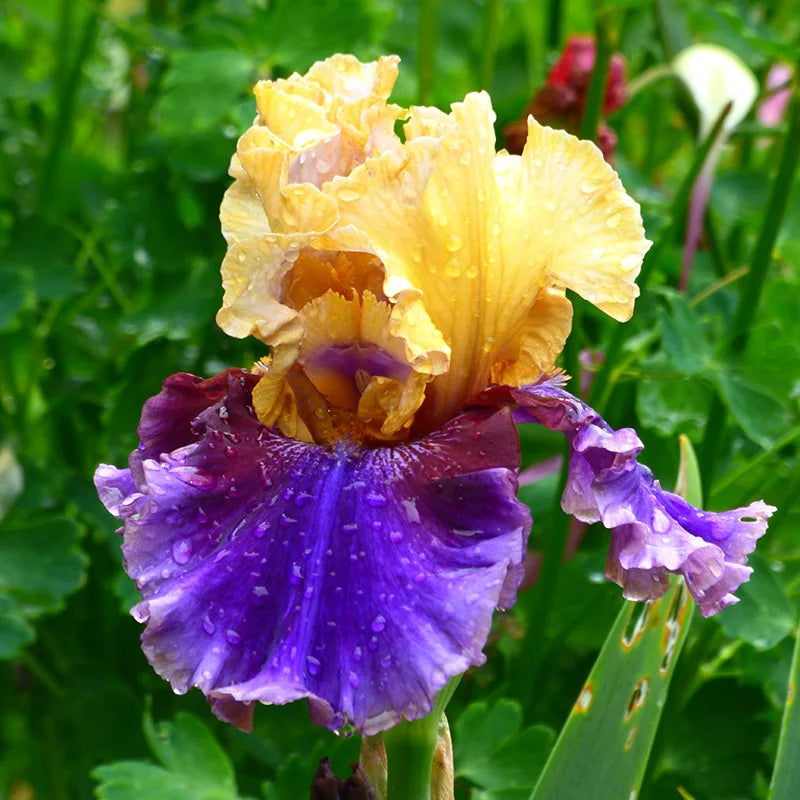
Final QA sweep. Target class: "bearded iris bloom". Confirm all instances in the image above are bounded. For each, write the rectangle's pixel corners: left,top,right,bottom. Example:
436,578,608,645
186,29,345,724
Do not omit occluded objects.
94,55,774,736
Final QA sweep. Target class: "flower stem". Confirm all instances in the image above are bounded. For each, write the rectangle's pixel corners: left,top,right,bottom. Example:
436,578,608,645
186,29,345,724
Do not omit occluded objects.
480,0,503,90
383,677,460,800
418,0,437,104
578,15,611,143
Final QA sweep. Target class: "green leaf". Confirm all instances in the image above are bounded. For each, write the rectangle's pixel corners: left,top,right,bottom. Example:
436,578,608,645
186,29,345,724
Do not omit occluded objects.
658,291,712,375
636,361,712,440
716,553,795,651
715,370,790,448
769,620,800,799
0,514,87,659
529,581,694,800
454,700,554,793
94,713,244,800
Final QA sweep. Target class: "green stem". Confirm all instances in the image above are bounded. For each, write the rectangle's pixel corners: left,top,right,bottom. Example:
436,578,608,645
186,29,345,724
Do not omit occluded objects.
418,0,437,104
383,677,459,800
769,619,800,799
579,16,611,143
729,87,800,351
39,3,102,207
480,0,503,90
546,0,562,49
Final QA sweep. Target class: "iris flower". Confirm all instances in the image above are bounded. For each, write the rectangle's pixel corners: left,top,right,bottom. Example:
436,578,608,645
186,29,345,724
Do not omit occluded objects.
94,55,773,736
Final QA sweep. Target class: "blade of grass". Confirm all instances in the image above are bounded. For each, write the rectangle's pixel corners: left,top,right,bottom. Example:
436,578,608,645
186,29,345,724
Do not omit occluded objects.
769,620,800,799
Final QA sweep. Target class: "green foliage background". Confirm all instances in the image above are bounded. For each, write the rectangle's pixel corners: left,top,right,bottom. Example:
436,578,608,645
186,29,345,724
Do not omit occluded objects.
1,0,799,797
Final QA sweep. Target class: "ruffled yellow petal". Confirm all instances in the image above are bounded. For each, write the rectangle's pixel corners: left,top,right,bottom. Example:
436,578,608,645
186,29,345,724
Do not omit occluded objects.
323,92,649,425
490,288,573,386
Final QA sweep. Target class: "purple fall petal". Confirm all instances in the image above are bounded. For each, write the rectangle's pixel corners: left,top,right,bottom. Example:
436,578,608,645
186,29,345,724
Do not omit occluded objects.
94,371,530,734
478,378,774,616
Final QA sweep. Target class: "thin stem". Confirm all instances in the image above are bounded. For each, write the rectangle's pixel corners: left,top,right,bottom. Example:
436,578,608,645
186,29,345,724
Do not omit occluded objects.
579,16,611,143
480,0,503,90
627,64,678,100
383,677,460,800
418,0,437,104
730,87,800,351
546,0,562,49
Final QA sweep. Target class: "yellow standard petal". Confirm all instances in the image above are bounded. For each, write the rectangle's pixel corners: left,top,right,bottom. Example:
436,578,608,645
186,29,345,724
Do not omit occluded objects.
323,92,651,427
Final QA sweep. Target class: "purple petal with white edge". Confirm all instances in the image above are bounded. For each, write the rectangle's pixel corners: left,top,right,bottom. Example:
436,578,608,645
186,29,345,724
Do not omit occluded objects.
478,377,775,617
94,371,530,735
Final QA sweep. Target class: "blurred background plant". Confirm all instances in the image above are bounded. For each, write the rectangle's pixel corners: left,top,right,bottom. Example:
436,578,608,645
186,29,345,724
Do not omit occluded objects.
1,0,799,798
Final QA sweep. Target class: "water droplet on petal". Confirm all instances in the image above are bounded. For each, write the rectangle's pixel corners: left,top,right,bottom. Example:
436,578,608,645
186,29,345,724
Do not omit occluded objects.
466,264,478,278
289,563,303,584
389,530,403,543
380,654,392,668
338,188,361,203
459,151,472,166
353,646,363,662
365,491,387,508
445,233,462,252
172,539,192,565
349,671,360,689
306,655,321,676
606,212,621,228
444,259,462,278
251,585,269,606
224,446,236,458
202,615,216,635
621,253,642,269
371,615,387,633
581,179,600,193
226,629,241,645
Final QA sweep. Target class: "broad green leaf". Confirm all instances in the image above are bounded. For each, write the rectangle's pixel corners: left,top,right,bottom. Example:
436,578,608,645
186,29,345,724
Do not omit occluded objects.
94,713,245,800
454,699,554,793
0,514,87,659
769,621,800,799
715,370,790,448
529,583,694,800
658,291,712,375
636,364,711,439
716,553,795,651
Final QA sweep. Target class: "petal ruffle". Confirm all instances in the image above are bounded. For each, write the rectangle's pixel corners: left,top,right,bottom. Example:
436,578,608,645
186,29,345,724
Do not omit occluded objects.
324,93,650,427
479,377,774,616
94,371,530,734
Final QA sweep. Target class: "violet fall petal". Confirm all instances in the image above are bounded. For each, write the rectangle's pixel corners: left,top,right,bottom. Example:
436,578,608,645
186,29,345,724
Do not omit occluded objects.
478,378,775,617
94,371,530,734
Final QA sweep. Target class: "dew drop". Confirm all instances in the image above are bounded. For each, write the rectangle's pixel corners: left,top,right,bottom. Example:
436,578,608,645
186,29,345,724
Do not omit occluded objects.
443,256,463,278
365,491,387,508
371,615,387,633
172,539,192,565
353,646,363,662
544,199,557,212
437,214,448,227
289,562,303,584
202,615,216,635
380,654,392,668
224,445,236,458
389,530,403,543
306,655,321,676
580,179,600,194
171,467,216,490
459,151,472,166
371,520,382,532
349,671,360,689
254,521,268,538
251,585,269,606
237,251,247,263
226,629,241,645
465,264,478,278
338,188,361,203
414,572,426,583
445,233,462,252
606,212,621,228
